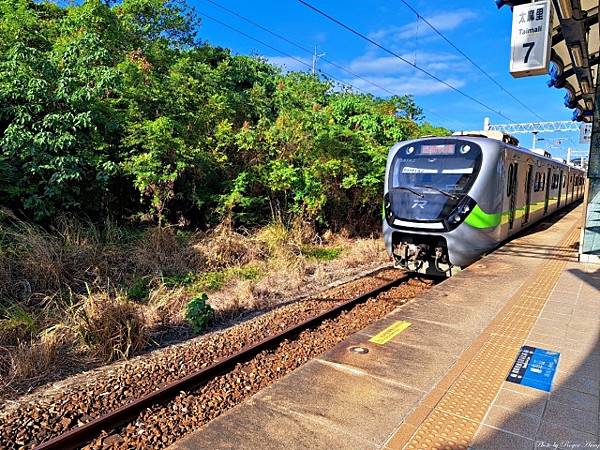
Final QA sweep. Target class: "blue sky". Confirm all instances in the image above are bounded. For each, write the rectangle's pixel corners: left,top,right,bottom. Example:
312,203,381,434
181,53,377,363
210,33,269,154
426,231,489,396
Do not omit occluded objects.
190,0,588,159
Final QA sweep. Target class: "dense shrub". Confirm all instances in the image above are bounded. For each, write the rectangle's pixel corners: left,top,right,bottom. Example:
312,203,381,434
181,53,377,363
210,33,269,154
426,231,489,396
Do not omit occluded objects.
0,0,448,231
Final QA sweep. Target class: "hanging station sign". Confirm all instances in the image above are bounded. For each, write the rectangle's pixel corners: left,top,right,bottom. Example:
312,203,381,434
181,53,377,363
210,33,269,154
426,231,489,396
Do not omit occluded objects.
510,0,553,78
580,123,593,143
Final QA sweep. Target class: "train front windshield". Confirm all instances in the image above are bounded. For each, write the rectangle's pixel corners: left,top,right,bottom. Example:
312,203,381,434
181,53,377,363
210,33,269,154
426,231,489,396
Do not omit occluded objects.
388,140,482,221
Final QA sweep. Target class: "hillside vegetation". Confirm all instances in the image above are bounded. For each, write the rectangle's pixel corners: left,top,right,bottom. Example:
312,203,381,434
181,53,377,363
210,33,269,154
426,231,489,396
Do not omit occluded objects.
0,0,449,396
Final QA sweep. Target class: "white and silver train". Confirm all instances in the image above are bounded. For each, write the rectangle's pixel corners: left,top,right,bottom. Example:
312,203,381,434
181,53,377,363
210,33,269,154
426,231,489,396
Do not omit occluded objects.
383,131,585,275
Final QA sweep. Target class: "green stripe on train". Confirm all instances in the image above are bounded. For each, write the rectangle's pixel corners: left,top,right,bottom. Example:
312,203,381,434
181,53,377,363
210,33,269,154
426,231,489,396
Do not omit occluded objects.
464,205,502,228
465,198,561,229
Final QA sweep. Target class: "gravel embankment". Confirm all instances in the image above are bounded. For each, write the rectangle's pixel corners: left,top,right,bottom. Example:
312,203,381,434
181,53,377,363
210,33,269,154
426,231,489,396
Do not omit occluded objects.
0,269,432,449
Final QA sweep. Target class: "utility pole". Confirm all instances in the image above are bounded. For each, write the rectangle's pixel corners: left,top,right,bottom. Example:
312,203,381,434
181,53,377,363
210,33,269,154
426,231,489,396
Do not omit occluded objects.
483,117,491,131
532,131,538,150
567,147,572,164
312,46,325,76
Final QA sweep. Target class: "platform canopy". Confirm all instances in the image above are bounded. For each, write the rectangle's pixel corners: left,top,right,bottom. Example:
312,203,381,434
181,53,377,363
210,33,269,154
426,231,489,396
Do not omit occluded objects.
498,0,599,122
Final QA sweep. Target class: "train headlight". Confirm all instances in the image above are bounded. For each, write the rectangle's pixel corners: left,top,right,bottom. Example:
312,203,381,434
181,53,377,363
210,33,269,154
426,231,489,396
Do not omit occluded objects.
459,144,471,154
384,193,393,222
445,196,477,230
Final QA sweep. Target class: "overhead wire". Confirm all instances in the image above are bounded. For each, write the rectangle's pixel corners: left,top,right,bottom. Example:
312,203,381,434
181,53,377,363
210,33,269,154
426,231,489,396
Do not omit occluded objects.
397,0,545,122
202,0,399,98
297,0,515,122
200,0,460,126
198,11,359,92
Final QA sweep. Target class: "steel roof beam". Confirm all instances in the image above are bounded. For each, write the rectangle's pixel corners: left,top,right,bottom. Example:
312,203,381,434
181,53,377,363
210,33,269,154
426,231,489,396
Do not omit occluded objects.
551,0,595,110
488,120,581,133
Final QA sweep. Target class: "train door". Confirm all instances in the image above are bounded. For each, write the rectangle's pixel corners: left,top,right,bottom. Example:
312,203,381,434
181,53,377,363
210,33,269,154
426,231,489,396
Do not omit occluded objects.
507,163,518,230
570,174,575,203
544,167,551,214
523,164,533,225
557,170,563,208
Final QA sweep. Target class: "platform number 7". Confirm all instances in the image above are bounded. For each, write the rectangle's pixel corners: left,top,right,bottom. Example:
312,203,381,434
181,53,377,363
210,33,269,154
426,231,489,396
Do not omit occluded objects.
523,42,535,63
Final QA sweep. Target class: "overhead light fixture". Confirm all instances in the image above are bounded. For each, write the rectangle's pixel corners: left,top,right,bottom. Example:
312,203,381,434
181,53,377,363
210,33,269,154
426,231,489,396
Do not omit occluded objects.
557,0,573,19
571,44,584,67
585,99,594,110
581,78,591,94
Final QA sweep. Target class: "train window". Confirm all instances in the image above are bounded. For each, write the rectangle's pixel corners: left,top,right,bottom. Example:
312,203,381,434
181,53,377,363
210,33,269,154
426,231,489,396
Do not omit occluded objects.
507,164,514,197
562,175,566,188
534,173,540,192
388,139,483,221
541,173,545,191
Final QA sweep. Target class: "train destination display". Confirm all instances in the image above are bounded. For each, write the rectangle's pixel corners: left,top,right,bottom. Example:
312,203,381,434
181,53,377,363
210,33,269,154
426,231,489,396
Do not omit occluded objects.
420,144,455,155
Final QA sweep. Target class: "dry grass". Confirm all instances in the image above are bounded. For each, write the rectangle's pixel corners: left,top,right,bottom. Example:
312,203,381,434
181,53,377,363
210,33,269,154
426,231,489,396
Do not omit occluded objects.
71,292,148,362
10,328,66,381
0,216,388,398
133,227,205,276
207,234,387,321
146,284,188,328
196,224,265,269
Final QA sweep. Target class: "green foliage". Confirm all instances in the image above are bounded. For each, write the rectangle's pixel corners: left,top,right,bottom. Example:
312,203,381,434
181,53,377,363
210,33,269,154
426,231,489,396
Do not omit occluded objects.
301,245,343,261
0,304,37,345
0,0,449,229
194,265,261,292
162,271,197,288
127,275,152,301
184,293,213,333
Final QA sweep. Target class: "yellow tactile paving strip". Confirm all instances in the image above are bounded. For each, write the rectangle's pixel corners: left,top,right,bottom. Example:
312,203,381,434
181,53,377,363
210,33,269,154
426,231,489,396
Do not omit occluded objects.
386,224,580,450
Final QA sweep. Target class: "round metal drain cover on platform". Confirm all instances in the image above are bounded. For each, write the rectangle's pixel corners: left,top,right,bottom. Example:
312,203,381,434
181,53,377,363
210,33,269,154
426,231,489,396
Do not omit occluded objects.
348,346,369,354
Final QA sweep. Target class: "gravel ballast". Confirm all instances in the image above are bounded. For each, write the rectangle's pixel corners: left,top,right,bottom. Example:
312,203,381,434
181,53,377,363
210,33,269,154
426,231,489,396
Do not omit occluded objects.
0,269,432,449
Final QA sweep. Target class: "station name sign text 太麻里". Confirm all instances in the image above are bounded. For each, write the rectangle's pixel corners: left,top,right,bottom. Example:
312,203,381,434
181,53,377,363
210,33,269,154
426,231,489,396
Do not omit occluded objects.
510,0,553,78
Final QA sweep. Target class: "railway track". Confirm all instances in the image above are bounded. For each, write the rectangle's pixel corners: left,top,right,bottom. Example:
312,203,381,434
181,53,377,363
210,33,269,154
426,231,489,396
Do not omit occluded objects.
3,271,435,449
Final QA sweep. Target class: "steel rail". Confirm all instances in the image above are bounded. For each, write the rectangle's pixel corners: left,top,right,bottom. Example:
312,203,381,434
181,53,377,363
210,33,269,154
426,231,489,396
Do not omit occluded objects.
36,273,416,450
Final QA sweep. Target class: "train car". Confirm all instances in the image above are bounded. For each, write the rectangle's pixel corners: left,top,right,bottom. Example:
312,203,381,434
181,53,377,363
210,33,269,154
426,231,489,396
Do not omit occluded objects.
383,131,585,275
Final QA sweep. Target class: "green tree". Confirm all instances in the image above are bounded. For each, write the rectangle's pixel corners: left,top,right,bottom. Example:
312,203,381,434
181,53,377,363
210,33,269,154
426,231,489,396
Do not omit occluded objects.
0,0,449,231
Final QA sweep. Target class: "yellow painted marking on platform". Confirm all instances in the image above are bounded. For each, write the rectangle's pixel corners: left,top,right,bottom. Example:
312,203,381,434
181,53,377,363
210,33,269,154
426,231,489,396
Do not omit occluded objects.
369,321,411,345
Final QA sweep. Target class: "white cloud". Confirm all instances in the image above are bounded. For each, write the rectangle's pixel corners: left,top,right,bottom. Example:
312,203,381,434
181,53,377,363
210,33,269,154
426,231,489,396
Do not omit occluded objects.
368,10,477,43
264,10,476,99
347,52,465,75
265,55,310,72
347,75,466,96
331,9,477,98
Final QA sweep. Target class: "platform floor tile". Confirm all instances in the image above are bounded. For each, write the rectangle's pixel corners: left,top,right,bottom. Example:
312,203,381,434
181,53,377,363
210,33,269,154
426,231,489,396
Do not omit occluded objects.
386,222,600,450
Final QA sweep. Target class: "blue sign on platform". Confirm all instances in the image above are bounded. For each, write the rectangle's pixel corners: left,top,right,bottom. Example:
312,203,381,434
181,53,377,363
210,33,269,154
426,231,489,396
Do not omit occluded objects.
506,345,560,392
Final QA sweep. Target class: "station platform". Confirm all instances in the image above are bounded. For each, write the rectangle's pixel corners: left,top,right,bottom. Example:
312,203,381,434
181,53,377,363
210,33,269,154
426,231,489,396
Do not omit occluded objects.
170,205,599,450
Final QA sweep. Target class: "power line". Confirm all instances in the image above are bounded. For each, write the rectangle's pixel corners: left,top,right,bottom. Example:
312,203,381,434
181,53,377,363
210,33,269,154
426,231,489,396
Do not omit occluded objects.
198,12,358,92
200,0,459,125
397,0,545,122
202,0,398,98
298,0,515,122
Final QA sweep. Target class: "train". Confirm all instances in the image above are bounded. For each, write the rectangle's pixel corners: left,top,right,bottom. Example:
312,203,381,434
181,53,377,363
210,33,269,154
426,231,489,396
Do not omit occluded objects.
383,131,585,275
